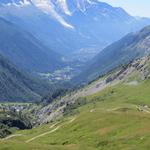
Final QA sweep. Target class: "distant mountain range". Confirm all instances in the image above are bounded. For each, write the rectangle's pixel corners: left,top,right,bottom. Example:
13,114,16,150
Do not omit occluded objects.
0,53,54,102
75,25,150,83
0,0,150,57
0,17,63,73
0,0,150,101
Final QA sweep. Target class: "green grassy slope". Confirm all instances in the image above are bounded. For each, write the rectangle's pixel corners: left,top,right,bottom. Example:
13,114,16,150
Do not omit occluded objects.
1,78,150,150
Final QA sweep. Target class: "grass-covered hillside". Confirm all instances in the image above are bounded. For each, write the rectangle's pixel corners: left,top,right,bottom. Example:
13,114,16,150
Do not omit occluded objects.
1,57,150,150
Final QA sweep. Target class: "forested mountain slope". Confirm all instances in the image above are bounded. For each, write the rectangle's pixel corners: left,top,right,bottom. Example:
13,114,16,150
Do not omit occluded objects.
0,17,63,74
75,25,150,83
0,54,53,102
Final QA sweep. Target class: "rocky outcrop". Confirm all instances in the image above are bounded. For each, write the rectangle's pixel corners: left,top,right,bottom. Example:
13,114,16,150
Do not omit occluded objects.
36,56,150,124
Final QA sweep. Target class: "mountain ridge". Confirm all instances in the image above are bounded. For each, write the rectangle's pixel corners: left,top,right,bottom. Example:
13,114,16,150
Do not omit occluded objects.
0,17,64,74
35,54,150,123
0,53,53,102
0,0,150,56
74,25,150,84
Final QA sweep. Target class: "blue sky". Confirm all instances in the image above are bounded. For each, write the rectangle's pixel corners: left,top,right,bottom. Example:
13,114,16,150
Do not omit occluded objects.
100,0,150,18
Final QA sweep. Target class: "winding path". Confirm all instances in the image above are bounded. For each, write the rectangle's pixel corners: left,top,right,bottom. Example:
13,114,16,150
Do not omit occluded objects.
2,134,23,140
25,127,60,143
25,117,76,143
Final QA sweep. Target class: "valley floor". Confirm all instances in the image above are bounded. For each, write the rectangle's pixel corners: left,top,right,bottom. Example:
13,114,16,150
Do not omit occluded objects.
1,79,150,150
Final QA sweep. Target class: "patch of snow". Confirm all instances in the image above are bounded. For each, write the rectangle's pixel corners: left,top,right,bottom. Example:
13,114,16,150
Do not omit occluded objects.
2,0,31,7
57,0,72,16
31,0,74,29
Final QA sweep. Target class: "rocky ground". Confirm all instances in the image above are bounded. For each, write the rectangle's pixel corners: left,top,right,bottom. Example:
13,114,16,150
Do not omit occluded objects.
36,56,150,124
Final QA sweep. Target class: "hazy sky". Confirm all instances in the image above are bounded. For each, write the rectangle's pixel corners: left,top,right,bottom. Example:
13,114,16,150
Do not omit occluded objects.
100,0,150,18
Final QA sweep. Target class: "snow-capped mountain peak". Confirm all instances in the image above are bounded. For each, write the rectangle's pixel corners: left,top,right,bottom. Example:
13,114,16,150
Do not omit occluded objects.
0,0,106,27
73,0,96,12
0,0,74,29
0,0,133,29
31,0,74,28
0,0,31,6
55,0,72,16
